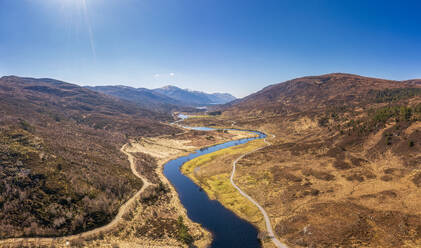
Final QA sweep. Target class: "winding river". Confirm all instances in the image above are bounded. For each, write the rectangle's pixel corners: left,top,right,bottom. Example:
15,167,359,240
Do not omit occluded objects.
163,122,266,248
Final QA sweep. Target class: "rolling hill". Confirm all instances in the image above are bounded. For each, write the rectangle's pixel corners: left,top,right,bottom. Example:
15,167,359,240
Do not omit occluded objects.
0,76,180,238
224,73,421,116
182,73,421,248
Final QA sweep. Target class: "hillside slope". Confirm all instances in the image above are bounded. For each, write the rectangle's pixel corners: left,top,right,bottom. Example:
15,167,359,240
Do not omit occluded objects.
183,73,421,248
0,76,180,238
224,73,420,116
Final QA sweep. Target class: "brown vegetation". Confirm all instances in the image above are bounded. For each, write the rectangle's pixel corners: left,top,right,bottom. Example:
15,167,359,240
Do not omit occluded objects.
181,73,421,247
0,76,180,238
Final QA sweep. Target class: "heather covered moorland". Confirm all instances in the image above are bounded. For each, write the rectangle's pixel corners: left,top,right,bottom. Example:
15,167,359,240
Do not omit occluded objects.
0,76,179,238
181,74,421,247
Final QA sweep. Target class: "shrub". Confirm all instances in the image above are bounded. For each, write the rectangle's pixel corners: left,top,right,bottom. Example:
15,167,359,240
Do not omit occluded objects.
176,216,193,244
18,119,34,132
399,106,412,121
386,136,392,145
208,111,222,116
318,117,329,127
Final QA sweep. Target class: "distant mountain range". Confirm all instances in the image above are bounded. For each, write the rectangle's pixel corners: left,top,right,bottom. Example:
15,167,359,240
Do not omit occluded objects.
153,85,236,105
86,85,236,112
85,85,185,113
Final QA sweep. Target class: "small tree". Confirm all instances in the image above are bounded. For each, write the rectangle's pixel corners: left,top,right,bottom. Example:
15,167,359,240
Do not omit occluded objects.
176,216,194,244
399,106,412,121
409,140,415,147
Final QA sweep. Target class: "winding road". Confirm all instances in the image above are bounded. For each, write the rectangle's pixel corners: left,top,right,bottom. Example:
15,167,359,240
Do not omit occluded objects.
0,143,152,246
230,134,289,248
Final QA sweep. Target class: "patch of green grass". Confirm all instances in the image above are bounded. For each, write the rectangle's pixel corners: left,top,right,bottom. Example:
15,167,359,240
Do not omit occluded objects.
181,139,265,224
207,174,262,223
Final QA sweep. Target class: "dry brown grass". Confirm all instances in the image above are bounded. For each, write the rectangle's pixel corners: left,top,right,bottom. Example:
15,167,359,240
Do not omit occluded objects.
236,123,421,247
77,129,257,248
0,128,255,248
182,110,421,247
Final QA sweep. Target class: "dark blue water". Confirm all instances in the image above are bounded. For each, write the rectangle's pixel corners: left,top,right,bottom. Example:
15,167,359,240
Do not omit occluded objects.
163,130,266,248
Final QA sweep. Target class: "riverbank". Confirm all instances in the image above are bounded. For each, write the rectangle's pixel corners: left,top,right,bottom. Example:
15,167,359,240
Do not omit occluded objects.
181,139,266,225
121,128,261,247
105,128,260,247
89,128,259,248
180,135,285,248
163,130,265,248
175,116,281,247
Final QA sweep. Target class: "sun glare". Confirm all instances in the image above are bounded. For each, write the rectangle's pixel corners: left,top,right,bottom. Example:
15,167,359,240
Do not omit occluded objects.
48,0,97,58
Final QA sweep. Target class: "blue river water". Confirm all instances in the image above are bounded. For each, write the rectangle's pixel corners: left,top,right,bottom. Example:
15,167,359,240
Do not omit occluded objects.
163,129,266,248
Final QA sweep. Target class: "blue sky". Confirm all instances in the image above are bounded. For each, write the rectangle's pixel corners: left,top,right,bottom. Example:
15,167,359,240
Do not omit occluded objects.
1,0,420,97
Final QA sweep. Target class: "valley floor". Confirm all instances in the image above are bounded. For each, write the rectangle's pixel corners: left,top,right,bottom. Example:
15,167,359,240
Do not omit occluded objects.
2,114,419,248
179,115,421,248
0,128,256,248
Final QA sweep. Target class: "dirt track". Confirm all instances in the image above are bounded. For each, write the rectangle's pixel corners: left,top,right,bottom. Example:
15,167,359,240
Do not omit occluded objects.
0,143,153,247
230,134,288,248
